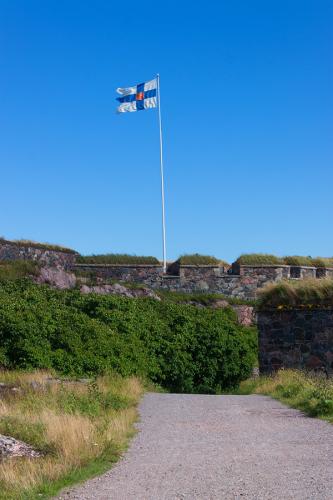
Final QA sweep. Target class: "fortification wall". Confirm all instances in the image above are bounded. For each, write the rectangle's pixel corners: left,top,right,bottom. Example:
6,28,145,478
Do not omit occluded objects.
74,263,162,287
0,240,76,270
72,263,312,299
258,309,333,375
2,239,333,300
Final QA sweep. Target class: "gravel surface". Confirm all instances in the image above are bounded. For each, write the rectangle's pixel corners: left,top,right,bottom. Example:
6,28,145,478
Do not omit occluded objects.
58,393,333,500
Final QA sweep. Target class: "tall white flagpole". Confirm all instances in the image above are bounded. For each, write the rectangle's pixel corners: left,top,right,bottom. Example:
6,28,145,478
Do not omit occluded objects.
156,73,167,273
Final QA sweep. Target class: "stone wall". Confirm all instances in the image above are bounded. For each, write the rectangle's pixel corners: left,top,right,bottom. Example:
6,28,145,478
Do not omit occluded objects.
0,240,76,270
73,263,162,287
2,238,333,300
258,309,333,375
73,262,333,299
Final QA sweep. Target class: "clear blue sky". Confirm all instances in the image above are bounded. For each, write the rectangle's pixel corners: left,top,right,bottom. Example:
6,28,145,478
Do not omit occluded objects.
1,1,332,262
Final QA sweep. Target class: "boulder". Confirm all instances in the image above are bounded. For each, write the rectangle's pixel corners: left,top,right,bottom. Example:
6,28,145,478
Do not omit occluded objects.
231,305,255,326
0,434,41,459
35,266,76,290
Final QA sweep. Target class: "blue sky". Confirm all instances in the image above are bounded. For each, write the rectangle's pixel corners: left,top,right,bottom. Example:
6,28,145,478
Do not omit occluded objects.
1,1,332,263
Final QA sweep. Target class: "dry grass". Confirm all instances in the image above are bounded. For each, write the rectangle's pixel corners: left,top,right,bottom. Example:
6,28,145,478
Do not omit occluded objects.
0,371,144,499
257,278,333,309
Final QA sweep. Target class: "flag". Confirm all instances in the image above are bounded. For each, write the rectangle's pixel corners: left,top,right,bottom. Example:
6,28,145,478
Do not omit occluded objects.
116,78,157,113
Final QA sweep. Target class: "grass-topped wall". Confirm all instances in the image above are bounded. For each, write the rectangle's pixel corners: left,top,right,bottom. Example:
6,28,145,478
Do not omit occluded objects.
236,253,333,268
258,279,333,310
76,254,160,265
0,238,77,254
177,254,229,266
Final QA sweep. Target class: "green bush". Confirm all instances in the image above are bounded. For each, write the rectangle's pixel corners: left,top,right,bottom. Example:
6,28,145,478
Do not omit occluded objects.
0,280,257,393
76,254,160,265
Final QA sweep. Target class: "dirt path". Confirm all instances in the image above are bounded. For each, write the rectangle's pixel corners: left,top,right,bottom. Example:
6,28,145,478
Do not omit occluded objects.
58,393,333,499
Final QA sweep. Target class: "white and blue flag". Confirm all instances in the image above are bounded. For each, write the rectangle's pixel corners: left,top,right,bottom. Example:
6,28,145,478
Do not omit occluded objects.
116,78,157,113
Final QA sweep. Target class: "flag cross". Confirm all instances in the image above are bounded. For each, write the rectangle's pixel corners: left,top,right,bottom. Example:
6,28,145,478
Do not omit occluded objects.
116,82,157,111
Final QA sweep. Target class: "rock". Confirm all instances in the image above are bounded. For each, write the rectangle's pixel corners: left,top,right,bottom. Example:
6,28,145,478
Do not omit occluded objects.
35,266,76,290
80,283,160,300
231,305,255,326
0,434,42,459
0,383,22,397
211,300,229,309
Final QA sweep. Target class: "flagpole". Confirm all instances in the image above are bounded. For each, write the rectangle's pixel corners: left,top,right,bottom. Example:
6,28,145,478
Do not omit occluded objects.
156,73,167,274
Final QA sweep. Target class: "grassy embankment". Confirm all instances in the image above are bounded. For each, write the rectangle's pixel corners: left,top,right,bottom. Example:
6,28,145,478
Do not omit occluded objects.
0,370,144,499
236,369,333,423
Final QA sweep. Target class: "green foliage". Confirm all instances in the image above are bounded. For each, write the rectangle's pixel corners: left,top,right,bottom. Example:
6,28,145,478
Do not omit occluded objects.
177,254,228,266
236,254,284,265
257,279,333,309
0,237,76,254
76,254,160,265
157,290,257,306
0,280,257,392
0,260,40,281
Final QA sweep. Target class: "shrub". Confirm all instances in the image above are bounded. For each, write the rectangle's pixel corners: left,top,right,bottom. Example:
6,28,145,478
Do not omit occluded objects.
236,254,284,266
0,280,257,392
257,279,333,309
177,254,229,266
76,254,160,265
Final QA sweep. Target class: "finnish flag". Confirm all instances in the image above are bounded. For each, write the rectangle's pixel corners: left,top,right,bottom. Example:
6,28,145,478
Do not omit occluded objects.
116,78,157,113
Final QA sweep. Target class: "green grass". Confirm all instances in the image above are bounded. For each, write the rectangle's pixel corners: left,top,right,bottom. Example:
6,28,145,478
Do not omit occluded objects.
236,253,333,268
235,253,285,265
237,369,333,423
177,254,229,266
311,257,333,268
257,278,333,309
0,260,40,281
76,254,160,265
283,255,314,266
0,238,77,254
0,371,144,499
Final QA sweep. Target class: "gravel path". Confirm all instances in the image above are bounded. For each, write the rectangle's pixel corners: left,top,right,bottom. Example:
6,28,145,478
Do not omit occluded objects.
58,394,333,500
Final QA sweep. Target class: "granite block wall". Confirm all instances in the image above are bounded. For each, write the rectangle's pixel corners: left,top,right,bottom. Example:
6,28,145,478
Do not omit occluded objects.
258,309,333,375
